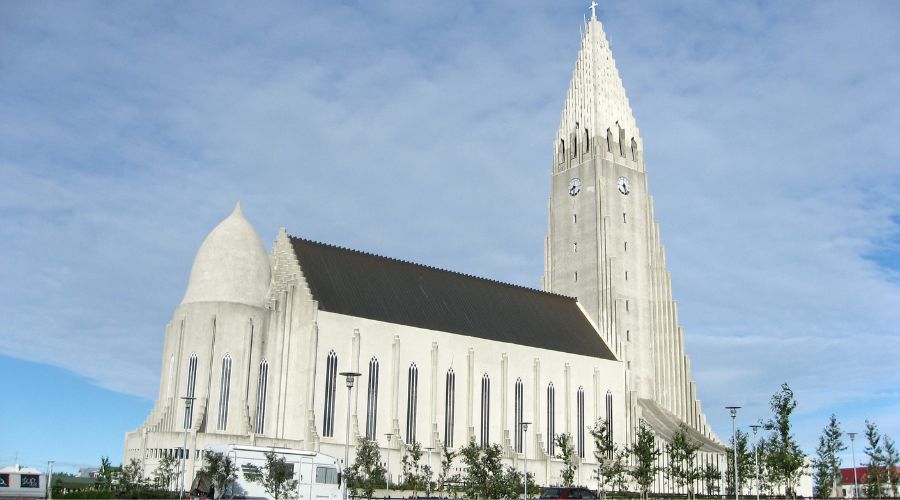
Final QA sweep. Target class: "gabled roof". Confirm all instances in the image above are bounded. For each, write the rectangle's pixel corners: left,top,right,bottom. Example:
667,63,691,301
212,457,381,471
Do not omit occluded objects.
289,236,616,360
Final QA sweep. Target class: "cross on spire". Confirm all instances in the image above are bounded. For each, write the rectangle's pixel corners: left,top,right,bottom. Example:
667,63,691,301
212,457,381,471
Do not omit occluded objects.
589,1,598,20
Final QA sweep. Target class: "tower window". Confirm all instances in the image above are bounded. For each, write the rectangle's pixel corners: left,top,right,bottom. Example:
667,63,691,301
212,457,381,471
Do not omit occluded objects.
573,214,577,224
574,272,578,282
625,271,628,281
584,128,590,153
625,300,629,311
626,330,631,341
624,241,628,252
573,242,577,253
623,212,627,223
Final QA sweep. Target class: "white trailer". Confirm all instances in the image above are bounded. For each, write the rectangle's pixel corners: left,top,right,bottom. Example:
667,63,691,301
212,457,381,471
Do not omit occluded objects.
204,444,340,500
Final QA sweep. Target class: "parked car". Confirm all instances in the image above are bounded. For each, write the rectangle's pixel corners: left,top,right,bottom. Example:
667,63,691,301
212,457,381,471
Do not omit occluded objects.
539,487,599,499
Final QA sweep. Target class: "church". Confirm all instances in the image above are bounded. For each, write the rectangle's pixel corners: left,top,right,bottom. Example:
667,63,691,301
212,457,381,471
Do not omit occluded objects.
124,9,727,492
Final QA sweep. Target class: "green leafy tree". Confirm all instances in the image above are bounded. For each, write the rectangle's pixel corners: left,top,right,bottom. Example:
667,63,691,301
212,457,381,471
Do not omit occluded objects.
345,438,386,499
864,420,886,498
763,383,806,498
97,456,114,491
812,415,845,498
154,452,178,490
458,439,518,499
884,435,899,497
726,429,754,495
400,441,424,495
701,463,721,496
666,423,702,499
243,451,299,500
554,432,578,486
628,421,661,500
119,458,146,496
437,445,457,495
202,450,238,499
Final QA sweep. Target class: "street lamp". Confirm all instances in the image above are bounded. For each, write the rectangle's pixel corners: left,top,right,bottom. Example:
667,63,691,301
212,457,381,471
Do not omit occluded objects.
179,395,196,500
849,432,859,499
339,371,361,500
521,421,531,499
384,433,394,499
749,424,760,500
725,406,741,500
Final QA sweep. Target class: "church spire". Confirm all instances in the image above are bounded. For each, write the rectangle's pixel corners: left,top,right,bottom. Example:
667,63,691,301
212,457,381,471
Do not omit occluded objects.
555,10,640,156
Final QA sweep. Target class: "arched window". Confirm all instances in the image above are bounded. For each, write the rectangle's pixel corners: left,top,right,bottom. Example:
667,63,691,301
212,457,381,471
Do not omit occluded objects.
584,128,590,153
183,353,198,429
514,378,524,453
255,359,268,434
631,138,638,160
606,128,613,152
480,374,491,446
444,369,455,448
323,351,338,437
217,354,232,431
619,127,626,157
559,139,566,161
577,386,585,458
406,363,419,443
366,357,379,440
547,382,556,456
605,390,614,458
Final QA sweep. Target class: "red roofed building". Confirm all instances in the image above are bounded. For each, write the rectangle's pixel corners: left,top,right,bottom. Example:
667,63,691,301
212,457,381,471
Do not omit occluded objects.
838,467,900,498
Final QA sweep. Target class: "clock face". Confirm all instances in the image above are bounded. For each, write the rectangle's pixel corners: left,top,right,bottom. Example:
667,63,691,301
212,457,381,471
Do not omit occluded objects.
617,176,630,195
568,178,582,196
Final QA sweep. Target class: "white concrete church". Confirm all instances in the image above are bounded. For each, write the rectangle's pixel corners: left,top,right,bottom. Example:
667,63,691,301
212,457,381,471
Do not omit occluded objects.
125,10,728,492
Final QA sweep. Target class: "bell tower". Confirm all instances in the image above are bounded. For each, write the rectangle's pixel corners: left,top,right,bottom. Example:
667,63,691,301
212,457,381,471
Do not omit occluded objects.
543,10,721,445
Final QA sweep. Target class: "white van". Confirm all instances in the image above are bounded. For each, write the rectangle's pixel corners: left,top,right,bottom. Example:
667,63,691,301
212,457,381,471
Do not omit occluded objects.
204,444,340,500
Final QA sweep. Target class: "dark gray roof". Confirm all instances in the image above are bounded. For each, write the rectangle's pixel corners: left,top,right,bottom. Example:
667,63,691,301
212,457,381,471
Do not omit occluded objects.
289,236,616,360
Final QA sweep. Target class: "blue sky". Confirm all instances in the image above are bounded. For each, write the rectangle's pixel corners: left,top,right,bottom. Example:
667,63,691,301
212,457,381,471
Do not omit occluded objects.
1,0,898,473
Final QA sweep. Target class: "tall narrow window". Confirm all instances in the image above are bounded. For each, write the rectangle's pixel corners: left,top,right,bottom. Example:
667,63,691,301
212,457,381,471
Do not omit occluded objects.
444,369,456,448
366,357,379,440
255,360,268,434
514,378,524,453
606,129,613,152
217,354,232,431
631,138,638,160
323,351,338,437
577,386,585,458
605,390,614,458
183,353,198,429
406,363,419,443
547,383,556,456
584,128,590,152
559,139,566,161
480,374,491,446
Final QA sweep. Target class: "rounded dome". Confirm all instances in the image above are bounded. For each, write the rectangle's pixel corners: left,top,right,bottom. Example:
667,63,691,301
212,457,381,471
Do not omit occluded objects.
181,203,271,307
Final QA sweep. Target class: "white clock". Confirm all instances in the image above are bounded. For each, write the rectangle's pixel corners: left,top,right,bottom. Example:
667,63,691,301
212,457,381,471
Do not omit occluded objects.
568,178,582,196
617,176,630,195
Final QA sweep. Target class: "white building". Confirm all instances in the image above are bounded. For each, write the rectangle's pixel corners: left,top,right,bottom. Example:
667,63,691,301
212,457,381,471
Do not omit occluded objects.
0,465,45,499
125,10,726,493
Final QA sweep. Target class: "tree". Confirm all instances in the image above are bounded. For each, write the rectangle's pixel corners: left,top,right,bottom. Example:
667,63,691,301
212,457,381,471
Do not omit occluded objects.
97,456,114,491
666,423,702,499
884,435,899,497
864,420,886,498
154,452,178,490
628,421,662,500
345,438,386,499
763,383,806,498
726,429,754,495
555,432,578,486
701,463,721,496
400,440,424,495
243,450,299,500
812,415,845,498
437,445,457,496
589,418,627,495
457,439,520,499
202,450,238,499
120,458,146,496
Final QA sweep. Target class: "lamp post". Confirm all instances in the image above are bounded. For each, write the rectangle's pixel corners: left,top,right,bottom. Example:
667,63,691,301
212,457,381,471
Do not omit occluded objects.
725,406,741,500
179,395,196,500
749,425,760,500
521,421,531,499
339,371,361,500
384,433,394,499
424,446,434,497
849,432,859,499
47,460,54,500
